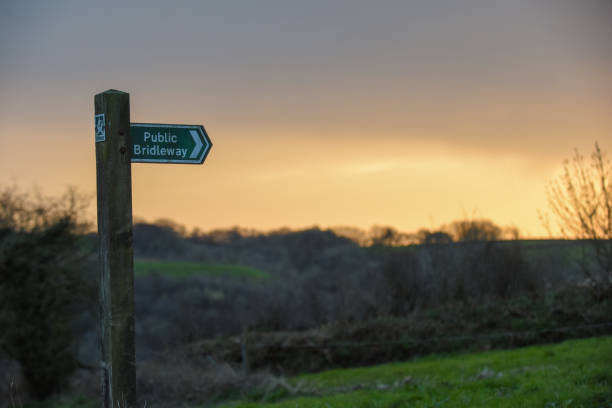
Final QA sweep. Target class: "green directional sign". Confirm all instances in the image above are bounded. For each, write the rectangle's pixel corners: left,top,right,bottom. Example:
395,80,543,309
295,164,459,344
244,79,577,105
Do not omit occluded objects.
130,123,212,164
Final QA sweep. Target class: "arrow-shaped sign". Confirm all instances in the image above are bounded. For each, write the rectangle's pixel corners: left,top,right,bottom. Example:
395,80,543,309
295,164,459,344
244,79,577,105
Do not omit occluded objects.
130,123,212,164
189,130,203,159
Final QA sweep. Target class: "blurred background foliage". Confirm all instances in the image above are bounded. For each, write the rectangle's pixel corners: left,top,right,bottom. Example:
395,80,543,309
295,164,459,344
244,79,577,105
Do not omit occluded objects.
0,186,95,398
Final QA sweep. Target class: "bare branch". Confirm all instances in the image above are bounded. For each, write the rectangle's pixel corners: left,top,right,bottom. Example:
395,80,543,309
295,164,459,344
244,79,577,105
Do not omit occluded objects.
545,142,612,298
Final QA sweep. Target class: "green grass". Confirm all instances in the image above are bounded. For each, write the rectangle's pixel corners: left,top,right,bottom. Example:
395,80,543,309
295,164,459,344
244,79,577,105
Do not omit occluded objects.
20,337,612,408
224,336,612,408
22,395,95,408
134,258,270,280
521,239,592,260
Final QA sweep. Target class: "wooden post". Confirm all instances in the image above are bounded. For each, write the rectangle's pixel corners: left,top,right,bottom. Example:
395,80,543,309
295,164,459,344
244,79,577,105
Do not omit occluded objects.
95,89,136,407
241,327,250,375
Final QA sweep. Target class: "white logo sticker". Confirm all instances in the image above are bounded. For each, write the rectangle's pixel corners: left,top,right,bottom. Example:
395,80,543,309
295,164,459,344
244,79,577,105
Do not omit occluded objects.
95,114,105,142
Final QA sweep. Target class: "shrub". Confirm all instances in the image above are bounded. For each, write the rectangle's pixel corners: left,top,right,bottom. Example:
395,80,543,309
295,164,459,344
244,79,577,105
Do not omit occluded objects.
137,351,278,407
0,186,93,398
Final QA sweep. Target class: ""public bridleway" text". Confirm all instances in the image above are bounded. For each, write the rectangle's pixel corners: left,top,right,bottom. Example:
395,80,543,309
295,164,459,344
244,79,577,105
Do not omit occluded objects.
133,131,188,158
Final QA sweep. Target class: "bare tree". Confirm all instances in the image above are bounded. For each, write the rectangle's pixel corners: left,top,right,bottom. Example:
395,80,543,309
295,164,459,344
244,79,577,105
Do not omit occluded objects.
447,219,503,242
547,143,612,298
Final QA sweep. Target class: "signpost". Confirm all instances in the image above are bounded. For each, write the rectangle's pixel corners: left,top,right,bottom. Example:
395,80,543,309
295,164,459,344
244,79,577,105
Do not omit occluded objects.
130,123,211,164
95,90,212,407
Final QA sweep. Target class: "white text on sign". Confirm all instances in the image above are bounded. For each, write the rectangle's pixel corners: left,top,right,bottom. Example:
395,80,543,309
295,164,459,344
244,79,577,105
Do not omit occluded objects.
133,132,188,158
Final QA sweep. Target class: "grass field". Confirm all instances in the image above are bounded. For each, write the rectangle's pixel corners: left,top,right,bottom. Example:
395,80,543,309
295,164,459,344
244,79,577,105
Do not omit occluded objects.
134,259,270,280
21,336,612,407
225,336,612,408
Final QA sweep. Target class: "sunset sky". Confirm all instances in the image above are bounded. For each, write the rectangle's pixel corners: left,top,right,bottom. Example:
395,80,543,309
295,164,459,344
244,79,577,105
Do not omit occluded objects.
1,1,610,237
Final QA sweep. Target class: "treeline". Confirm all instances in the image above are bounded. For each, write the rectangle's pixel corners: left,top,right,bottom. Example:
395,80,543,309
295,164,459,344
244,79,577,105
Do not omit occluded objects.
134,217,520,252
130,218,524,278
125,219,586,356
129,233,579,335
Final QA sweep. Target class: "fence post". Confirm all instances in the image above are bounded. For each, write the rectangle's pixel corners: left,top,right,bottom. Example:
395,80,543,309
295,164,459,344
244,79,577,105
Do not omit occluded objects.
241,327,250,375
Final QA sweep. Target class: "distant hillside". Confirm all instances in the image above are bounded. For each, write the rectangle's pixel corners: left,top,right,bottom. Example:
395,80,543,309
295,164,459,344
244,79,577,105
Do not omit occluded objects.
130,221,586,282
132,222,371,278
134,259,269,280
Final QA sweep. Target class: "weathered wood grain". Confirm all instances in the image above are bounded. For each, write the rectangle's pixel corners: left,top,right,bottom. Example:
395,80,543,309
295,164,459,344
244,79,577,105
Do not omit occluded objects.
95,90,135,408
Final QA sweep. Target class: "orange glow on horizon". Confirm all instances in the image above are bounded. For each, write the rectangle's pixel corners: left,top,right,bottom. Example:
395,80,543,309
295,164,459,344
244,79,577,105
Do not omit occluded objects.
1,1,610,239
0,123,576,238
